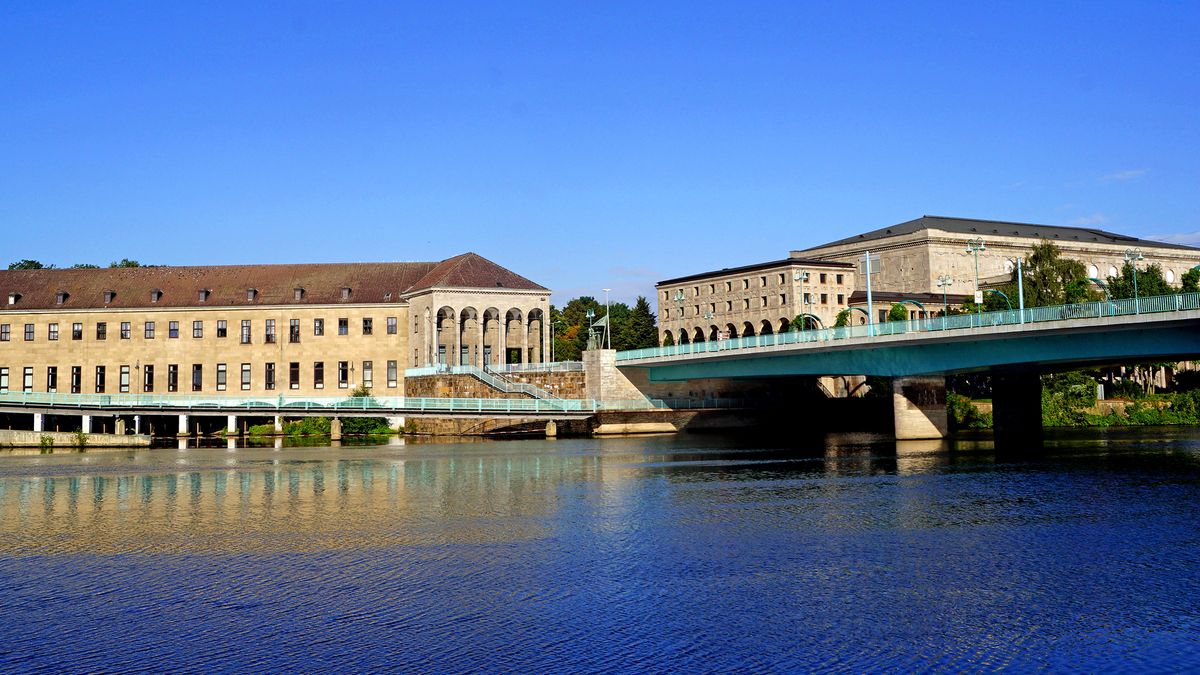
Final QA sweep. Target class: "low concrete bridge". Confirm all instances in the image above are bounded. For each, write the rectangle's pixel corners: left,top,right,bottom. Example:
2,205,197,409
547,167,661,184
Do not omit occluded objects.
616,293,1200,440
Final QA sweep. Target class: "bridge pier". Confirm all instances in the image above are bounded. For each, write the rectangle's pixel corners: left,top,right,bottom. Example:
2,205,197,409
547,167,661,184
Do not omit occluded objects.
892,376,947,440
80,415,91,434
330,418,342,441
33,413,43,433
274,415,283,434
992,372,1043,446
226,415,238,436
177,414,189,437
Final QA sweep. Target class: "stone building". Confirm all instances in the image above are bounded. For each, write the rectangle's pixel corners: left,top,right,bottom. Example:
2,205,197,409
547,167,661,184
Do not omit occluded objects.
796,215,1200,299
0,253,549,398
655,258,856,345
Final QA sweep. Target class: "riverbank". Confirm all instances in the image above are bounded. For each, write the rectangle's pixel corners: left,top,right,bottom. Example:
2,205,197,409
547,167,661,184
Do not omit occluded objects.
0,428,151,452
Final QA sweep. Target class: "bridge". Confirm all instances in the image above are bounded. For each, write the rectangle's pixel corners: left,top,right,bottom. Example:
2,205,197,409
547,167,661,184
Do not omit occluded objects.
614,292,1200,440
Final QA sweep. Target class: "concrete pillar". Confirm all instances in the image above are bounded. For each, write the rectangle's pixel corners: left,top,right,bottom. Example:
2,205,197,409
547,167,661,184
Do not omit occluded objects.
134,415,141,435
226,415,237,435
500,317,508,365
478,319,486,368
542,315,550,364
330,417,342,441
545,420,557,438
992,372,1043,446
892,376,947,440
177,414,189,437
80,415,92,434
33,413,43,432
521,318,529,364
274,415,283,433
115,418,126,435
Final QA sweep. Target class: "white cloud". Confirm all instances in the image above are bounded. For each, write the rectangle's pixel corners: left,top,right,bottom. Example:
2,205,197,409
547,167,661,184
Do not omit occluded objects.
1101,168,1149,183
1068,213,1110,226
1148,231,1200,246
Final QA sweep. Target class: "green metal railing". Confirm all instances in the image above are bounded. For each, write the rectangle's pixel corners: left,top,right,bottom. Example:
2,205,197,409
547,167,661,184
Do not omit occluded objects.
619,291,1200,361
404,364,560,400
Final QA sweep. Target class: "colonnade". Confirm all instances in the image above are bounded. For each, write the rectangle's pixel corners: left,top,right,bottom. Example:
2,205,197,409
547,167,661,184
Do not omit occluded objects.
423,306,548,368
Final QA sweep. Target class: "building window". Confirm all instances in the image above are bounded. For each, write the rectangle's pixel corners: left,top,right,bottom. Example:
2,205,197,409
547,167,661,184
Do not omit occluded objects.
169,321,179,339
216,320,228,338
760,296,766,307
168,365,178,392
103,290,115,304
95,366,106,394
23,367,33,392
337,361,349,388
837,294,845,304
120,322,130,339
294,287,304,301
314,318,324,336
48,323,58,340
820,273,827,283
836,274,844,284
0,324,8,341
240,320,251,344
150,289,162,303
363,361,373,389
289,319,300,343
216,364,227,391
387,317,397,335
289,362,300,389
780,294,786,305
265,319,276,344
246,288,257,302
72,323,83,340
818,293,826,304
46,366,57,393
337,318,348,335
119,365,130,393
144,365,154,393
341,287,351,300
24,323,34,341
0,368,7,392
145,321,155,339
94,322,107,340
193,321,203,338
742,279,749,290
362,318,373,335
265,363,276,391
743,299,750,309
241,363,251,390
55,291,67,305
198,289,210,302
725,281,732,292
387,360,398,388
192,364,203,392
694,305,699,316
760,276,767,287
778,274,785,284
725,300,732,311
313,362,324,389
70,366,81,394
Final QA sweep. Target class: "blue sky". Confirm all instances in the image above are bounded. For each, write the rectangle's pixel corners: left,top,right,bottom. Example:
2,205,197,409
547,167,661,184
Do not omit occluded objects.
2,2,1197,304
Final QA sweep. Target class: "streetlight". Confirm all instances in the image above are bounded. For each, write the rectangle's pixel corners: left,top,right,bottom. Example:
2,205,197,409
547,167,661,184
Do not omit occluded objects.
965,238,986,322
603,288,612,349
936,274,953,329
1125,248,1144,313
793,270,808,336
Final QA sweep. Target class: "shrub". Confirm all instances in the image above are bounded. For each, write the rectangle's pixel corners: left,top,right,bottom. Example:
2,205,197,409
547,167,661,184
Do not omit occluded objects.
39,435,54,454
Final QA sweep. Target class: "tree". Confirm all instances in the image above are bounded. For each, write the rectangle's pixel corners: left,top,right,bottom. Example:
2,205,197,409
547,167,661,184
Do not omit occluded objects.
109,258,145,268
886,303,908,322
1107,262,1173,300
662,332,675,347
1019,240,1093,307
833,309,851,328
70,263,100,269
619,296,658,350
1183,268,1200,293
7,259,52,270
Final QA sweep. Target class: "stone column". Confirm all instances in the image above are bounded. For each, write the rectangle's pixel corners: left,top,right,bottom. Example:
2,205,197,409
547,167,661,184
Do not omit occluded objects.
134,415,141,435
892,376,947,440
521,317,529,364
81,415,92,434
499,317,508,365
478,319,486,368
226,415,237,435
454,314,462,367
177,414,189,437
992,372,1043,447
330,417,342,441
33,413,43,432
274,415,283,433
542,316,550,364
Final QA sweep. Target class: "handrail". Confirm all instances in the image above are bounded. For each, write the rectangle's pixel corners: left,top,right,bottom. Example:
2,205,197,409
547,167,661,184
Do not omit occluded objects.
618,291,1200,361
404,364,561,400
492,361,584,373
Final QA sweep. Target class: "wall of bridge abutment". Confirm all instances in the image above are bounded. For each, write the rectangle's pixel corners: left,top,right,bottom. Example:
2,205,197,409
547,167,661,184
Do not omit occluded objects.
892,376,949,440
991,372,1044,445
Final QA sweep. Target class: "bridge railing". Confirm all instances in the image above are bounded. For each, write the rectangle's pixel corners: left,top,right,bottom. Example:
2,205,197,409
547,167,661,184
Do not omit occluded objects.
492,361,584,373
617,291,1200,361
404,365,560,400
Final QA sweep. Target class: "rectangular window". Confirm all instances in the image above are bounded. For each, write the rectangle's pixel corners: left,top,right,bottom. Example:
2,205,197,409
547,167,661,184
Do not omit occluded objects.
168,321,179,339
240,320,251,344
168,365,178,393
726,300,732,311
337,361,349,388
386,317,397,335
120,322,130,339
289,362,300,389
363,361,373,389
265,319,276,344
314,318,324,336
837,293,845,304
387,360,398,388
743,299,750,309
193,320,203,338
70,366,81,394
145,321,155,339
778,274,785,284
836,274,844,284
72,323,83,340
760,276,766,287
216,363,227,391
337,318,348,336
46,366,57,393
95,322,106,340
760,296,766,307
821,293,828,304
743,279,749,290
265,362,276,391
780,294,786,305
362,318,373,335
314,361,324,389
24,323,34,341
240,363,251,390
820,273,827,283
216,320,228,338
0,324,8,341
0,368,7,392
23,367,33,392
48,323,59,341
95,365,106,394
144,364,154,393
192,364,203,392
289,319,300,343
725,281,732,292
119,365,130,393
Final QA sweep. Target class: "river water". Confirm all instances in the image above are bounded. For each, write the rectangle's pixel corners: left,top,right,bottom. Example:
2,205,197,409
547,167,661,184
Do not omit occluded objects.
1,429,1198,672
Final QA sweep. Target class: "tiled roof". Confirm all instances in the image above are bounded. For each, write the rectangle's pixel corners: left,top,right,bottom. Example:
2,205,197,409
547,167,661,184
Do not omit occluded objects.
0,253,546,312
804,215,1200,252
657,257,855,286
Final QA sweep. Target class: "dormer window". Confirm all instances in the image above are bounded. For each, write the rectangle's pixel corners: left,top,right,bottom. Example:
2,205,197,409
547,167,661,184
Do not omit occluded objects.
55,290,68,305
294,287,305,302
198,289,210,302
103,290,115,304
246,288,258,302
341,287,351,300
150,289,162,303
384,292,392,302
7,292,19,306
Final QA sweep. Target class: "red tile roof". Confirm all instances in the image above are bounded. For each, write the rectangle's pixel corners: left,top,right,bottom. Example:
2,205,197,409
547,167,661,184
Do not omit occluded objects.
0,253,547,311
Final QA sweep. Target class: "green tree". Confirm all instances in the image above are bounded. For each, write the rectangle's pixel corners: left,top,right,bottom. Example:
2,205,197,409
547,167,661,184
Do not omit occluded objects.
833,308,851,328
70,263,100,269
1106,262,1173,300
618,296,658,350
1021,240,1093,307
886,303,908,322
7,259,52,270
662,332,675,347
108,258,145,268
1183,268,1200,293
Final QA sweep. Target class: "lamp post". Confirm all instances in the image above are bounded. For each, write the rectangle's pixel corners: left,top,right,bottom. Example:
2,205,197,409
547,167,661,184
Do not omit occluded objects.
603,288,612,348
793,270,808,336
966,238,986,323
1125,248,1144,314
936,274,953,329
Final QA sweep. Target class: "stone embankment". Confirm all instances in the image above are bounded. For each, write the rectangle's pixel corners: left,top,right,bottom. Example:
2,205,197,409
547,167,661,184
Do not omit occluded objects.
0,429,151,450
